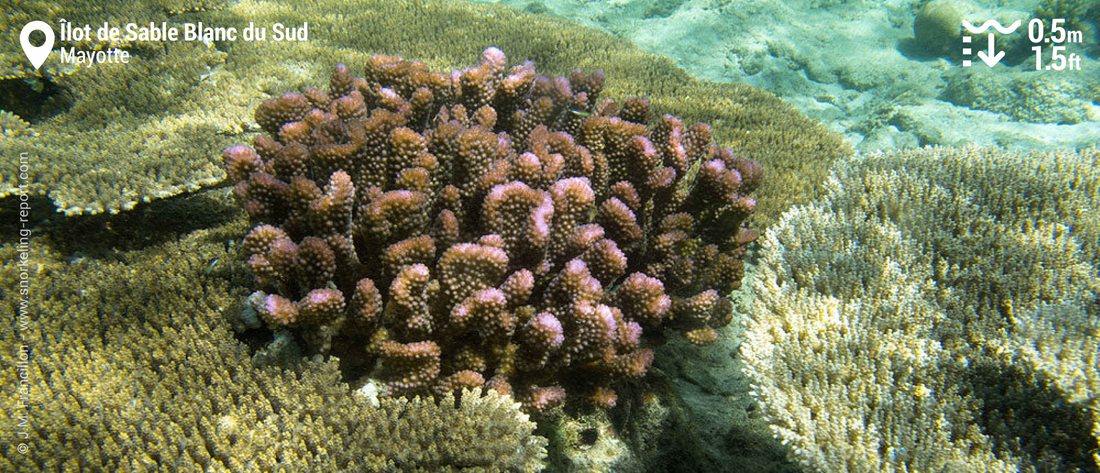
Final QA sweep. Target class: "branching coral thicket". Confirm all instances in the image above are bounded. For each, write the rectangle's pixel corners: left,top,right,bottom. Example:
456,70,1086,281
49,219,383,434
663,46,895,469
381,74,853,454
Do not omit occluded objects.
0,198,546,471
741,146,1100,472
227,47,761,412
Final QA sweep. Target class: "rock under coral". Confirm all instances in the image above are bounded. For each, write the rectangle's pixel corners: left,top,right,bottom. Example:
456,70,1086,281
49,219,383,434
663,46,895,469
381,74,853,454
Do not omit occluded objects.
227,47,760,412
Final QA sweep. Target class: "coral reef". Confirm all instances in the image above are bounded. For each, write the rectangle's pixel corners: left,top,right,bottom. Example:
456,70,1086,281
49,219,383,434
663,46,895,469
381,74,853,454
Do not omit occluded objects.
0,191,546,471
943,69,1093,124
1034,0,1094,31
741,146,1100,472
1,0,842,222
227,47,760,411
1,40,242,215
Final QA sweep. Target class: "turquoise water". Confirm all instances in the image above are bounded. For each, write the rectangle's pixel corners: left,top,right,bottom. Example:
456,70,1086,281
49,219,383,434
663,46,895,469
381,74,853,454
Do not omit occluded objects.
476,0,1100,152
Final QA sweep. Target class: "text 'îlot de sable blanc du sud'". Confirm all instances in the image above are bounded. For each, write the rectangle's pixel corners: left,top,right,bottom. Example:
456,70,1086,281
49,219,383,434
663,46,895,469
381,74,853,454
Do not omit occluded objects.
57,21,309,66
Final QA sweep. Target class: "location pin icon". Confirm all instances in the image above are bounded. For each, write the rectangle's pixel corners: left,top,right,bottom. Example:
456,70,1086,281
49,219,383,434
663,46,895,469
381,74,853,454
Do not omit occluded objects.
20,21,55,70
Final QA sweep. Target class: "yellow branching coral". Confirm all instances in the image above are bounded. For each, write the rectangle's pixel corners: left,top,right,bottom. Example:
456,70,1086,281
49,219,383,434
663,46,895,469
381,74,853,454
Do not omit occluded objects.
0,111,31,137
742,146,1100,472
0,191,545,471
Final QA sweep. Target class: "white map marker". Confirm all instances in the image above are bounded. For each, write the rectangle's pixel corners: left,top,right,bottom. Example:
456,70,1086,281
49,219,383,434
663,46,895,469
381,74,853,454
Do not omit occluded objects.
20,21,55,70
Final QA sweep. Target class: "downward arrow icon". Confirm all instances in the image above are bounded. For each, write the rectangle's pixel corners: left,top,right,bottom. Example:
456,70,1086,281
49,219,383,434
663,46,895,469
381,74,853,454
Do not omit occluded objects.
976,33,1004,67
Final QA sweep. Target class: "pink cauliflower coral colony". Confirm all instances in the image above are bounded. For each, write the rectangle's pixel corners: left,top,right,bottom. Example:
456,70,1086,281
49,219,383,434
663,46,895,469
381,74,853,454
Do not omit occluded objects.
225,47,761,412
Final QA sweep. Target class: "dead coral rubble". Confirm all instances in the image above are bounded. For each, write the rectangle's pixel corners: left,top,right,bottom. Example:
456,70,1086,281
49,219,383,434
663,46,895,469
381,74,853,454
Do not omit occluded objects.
226,47,761,412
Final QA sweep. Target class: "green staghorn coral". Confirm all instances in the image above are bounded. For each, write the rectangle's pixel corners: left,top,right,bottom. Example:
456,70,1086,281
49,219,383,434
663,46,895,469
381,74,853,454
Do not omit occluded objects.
0,0,847,224
741,146,1100,472
0,190,546,471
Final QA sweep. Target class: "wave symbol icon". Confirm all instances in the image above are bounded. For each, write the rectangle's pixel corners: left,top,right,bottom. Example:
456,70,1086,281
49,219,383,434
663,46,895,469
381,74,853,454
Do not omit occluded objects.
962,19,1021,34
